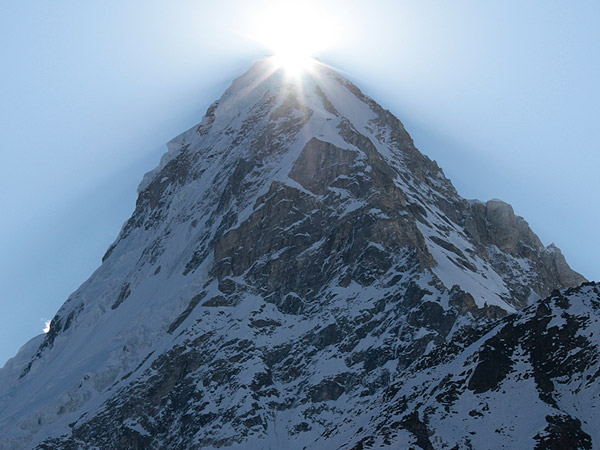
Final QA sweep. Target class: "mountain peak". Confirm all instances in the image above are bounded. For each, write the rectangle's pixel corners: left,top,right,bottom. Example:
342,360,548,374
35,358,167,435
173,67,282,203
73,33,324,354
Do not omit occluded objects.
137,58,350,193
0,60,588,449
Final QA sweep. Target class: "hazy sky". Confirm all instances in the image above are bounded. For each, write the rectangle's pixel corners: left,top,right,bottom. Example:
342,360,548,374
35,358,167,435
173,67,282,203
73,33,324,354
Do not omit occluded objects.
1,0,598,366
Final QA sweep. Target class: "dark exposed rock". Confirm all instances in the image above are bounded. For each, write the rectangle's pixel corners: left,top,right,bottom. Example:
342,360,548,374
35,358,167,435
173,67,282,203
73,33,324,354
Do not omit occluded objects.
111,282,131,310
202,295,235,307
249,318,280,328
288,137,358,196
534,415,592,450
467,324,516,394
309,379,345,402
312,323,343,349
167,292,207,334
399,411,434,450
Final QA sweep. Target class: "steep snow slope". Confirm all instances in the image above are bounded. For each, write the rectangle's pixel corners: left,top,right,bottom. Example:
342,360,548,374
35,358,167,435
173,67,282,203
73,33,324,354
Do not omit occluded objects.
0,60,587,449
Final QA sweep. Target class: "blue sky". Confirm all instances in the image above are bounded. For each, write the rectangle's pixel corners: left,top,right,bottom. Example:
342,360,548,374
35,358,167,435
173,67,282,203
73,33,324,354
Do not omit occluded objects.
1,0,598,366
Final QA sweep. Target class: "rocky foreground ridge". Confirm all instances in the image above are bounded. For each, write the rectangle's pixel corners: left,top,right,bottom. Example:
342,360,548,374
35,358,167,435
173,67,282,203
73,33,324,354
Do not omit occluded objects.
0,60,591,449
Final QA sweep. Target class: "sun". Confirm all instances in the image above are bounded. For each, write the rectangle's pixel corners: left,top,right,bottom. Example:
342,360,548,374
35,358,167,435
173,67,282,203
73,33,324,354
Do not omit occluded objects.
271,53,315,78
249,1,340,77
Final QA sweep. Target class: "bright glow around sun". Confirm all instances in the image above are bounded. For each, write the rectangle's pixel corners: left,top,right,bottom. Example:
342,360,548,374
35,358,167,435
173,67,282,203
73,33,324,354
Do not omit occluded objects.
249,1,341,76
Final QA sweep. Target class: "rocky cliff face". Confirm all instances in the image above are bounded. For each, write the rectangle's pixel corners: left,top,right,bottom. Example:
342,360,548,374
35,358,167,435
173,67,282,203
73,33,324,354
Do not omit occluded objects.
0,60,589,449
463,199,585,307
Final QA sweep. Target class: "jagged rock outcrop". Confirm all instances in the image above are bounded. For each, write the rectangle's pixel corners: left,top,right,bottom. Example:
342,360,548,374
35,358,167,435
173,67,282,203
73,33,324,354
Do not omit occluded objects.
463,199,585,307
0,59,589,449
